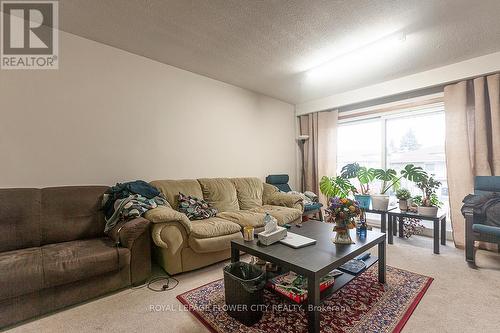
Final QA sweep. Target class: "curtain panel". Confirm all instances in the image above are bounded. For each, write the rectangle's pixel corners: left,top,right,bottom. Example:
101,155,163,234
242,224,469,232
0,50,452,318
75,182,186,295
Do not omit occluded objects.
299,110,338,205
444,73,500,248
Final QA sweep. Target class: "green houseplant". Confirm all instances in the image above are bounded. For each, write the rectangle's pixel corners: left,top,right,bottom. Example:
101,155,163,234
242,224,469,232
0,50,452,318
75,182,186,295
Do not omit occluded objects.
371,164,426,211
414,174,442,217
340,163,375,209
395,188,412,211
319,176,355,201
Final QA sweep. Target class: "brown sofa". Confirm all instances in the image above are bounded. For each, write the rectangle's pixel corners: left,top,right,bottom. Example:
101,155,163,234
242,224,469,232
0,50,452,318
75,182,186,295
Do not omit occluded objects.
146,177,303,275
0,186,151,328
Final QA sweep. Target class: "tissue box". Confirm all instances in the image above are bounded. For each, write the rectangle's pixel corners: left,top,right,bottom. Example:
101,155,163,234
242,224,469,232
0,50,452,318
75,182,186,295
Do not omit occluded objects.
258,226,287,246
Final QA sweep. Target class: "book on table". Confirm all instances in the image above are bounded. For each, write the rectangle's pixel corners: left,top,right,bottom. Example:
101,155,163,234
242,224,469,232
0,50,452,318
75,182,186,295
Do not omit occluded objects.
266,270,343,303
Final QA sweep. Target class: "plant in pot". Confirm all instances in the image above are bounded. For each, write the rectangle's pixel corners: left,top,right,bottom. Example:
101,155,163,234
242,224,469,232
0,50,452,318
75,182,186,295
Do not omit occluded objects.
319,176,355,200
395,188,412,211
372,164,426,211
414,174,442,217
340,162,375,209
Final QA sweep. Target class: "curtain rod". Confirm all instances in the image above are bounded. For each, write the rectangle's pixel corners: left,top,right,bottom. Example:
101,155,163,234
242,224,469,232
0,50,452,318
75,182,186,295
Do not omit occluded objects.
298,70,500,117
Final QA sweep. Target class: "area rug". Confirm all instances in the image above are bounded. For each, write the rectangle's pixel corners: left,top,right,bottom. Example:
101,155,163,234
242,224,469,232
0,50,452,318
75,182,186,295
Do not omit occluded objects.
177,265,433,333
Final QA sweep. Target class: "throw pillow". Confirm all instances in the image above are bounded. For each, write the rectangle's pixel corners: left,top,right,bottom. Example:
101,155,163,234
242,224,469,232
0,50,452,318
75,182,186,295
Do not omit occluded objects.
178,192,218,220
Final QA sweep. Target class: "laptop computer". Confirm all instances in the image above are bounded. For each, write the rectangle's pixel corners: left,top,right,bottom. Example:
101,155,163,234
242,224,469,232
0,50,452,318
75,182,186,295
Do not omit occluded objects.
279,232,316,248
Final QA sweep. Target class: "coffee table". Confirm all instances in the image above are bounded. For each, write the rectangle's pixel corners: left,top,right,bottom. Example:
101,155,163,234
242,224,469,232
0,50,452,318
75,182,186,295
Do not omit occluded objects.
230,222,386,333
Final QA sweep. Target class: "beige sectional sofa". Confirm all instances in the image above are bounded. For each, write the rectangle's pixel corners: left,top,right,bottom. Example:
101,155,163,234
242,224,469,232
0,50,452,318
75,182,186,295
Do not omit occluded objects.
145,177,303,275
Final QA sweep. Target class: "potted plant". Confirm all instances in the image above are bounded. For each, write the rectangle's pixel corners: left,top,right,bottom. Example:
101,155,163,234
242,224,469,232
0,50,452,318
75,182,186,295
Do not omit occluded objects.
395,188,412,211
372,164,426,211
340,163,375,209
319,176,355,200
414,174,442,217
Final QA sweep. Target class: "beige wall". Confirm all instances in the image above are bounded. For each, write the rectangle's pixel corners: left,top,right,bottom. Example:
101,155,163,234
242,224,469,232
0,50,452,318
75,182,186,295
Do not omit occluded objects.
0,32,297,188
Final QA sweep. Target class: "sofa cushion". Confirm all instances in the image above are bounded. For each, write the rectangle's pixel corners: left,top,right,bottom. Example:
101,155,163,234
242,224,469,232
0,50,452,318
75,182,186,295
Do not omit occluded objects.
40,186,108,245
150,179,203,210
0,247,44,300
41,238,129,289
188,232,243,253
218,211,267,228
198,178,239,212
178,192,218,220
263,183,280,203
250,205,302,225
0,188,41,252
190,217,242,238
231,178,263,210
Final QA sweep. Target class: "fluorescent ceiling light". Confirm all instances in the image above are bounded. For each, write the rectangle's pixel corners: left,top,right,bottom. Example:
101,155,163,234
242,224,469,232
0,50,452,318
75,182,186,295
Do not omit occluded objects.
305,32,407,82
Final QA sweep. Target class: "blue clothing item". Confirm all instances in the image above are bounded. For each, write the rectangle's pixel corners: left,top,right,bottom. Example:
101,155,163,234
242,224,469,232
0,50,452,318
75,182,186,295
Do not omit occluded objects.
304,202,322,212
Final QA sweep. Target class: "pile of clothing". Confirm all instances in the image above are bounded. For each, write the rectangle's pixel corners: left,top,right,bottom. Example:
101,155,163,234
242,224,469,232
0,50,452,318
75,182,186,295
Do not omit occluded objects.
102,180,170,233
462,192,500,227
287,190,319,204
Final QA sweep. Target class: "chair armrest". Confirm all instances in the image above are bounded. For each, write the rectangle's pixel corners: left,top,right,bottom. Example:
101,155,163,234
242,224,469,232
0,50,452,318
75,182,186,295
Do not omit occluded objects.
265,192,304,212
144,206,192,234
462,206,474,218
107,217,150,249
463,205,476,229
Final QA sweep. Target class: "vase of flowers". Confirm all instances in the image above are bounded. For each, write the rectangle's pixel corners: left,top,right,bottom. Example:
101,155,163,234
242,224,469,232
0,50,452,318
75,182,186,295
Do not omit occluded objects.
325,197,361,244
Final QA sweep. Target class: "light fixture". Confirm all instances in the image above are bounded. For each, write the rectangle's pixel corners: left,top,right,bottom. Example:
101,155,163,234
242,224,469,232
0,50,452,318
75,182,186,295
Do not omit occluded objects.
305,31,407,82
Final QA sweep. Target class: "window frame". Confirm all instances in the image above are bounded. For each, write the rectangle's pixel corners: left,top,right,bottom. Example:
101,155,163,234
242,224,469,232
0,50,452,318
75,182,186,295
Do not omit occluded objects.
338,102,445,173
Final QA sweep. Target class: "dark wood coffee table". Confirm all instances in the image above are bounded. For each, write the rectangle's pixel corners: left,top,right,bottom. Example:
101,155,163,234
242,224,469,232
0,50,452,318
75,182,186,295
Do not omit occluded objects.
230,222,386,333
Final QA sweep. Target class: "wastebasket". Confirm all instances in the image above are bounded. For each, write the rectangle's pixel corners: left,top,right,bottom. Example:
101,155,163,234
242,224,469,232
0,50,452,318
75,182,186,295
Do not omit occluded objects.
223,261,266,326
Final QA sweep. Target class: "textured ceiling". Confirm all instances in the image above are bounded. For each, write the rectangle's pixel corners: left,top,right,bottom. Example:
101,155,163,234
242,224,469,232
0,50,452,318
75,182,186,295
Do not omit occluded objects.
58,0,500,104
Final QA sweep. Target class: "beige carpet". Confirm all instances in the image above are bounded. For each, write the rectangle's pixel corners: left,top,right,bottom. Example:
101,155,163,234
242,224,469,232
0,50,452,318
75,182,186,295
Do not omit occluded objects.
5,232,500,333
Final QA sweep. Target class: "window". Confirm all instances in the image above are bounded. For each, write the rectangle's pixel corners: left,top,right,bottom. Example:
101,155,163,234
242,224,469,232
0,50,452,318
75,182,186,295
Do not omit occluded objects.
385,112,448,211
336,103,450,229
337,119,382,193
337,119,382,170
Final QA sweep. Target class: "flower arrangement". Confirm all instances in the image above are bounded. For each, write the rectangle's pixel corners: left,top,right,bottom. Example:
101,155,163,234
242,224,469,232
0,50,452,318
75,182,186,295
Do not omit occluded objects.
325,197,361,244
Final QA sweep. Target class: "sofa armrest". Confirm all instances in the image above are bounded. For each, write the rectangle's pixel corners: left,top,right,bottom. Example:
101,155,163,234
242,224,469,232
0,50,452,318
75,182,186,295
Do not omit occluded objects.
108,217,150,249
151,221,188,250
265,192,304,212
107,217,151,285
144,206,192,234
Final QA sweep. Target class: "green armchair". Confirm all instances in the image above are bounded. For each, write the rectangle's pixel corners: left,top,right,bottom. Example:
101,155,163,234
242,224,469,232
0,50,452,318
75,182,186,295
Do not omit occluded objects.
463,176,500,264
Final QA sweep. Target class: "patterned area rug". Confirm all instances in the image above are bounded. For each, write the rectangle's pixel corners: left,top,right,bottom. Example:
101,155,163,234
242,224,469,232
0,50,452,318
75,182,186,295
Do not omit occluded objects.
177,265,433,333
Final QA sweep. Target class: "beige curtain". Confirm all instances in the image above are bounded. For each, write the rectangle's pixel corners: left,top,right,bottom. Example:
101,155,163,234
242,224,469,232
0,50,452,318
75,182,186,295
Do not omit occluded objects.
299,110,338,205
444,73,500,248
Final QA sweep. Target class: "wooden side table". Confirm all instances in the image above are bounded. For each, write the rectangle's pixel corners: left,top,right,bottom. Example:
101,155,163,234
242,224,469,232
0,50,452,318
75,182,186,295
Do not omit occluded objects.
387,209,447,254
364,207,396,235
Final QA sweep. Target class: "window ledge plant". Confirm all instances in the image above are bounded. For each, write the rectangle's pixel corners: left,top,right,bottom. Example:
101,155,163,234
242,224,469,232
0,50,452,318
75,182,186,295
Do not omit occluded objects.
413,174,443,217
395,188,412,211
371,164,426,211
340,162,375,209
